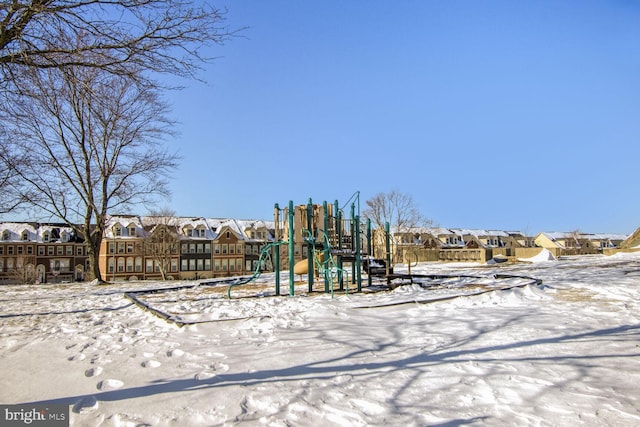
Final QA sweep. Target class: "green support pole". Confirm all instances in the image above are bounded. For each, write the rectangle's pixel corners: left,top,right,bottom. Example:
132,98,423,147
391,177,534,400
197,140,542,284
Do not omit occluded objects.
334,200,340,247
323,201,330,293
288,200,295,296
366,218,372,288
355,214,362,292
306,198,314,293
274,203,280,296
385,221,391,279
350,203,356,285
336,209,343,290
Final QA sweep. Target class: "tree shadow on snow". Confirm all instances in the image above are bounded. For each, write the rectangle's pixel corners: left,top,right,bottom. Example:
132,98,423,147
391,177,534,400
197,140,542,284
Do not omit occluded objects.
23,322,640,420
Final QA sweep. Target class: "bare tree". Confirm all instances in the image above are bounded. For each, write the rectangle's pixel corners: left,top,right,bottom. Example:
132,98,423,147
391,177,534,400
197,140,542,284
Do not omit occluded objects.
11,256,37,284
142,208,180,280
0,0,235,83
363,190,432,232
0,62,179,282
363,190,433,262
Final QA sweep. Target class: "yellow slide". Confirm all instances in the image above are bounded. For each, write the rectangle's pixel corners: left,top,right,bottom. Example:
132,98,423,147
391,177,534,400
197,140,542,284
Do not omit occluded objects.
293,252,325,275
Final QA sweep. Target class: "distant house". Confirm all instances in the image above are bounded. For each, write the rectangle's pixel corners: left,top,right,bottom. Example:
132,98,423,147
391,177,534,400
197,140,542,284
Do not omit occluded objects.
0,222,88,284
381,227,537,264
178,217,214,280
616,227,640,253
534,232,627,257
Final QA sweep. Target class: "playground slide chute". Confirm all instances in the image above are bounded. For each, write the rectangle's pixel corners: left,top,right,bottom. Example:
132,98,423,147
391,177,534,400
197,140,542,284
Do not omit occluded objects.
293,252,325,275
293,259,309,275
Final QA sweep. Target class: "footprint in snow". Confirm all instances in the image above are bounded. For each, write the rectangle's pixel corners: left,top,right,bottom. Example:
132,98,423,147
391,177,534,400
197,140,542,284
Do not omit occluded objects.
167,348,185,357
72,396,99,414
84,366,103,377
96,379,124,391
141,360,161,368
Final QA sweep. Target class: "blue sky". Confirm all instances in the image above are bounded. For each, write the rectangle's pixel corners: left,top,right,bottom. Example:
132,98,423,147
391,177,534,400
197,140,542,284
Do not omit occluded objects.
165,0,639,234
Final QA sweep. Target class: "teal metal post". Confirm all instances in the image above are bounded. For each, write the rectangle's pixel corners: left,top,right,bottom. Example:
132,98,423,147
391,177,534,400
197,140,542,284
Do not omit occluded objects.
366,218,372,287
336,209,343,290
274,203,280,296
306,198,314,292
385,221,391,279
323,201,330,293
288,200,295,296
350,203,356,285
355,214,362,292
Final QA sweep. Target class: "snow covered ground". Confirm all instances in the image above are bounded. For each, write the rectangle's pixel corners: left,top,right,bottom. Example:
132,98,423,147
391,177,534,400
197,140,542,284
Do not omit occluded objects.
1,252,640,426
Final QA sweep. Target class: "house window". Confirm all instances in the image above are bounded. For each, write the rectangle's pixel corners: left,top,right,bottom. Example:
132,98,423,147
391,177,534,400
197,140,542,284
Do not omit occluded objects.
229,258,235,271
135,257,143,272
171,259,178,272
17,246,23,255
57,246,63,255
214,259,220,271
27,246,33,255
77,246,83,256
38,247,44,255
114,226,122,236
48,246,54,255
108,259,114,273
8,246,13,255
197,244,203,253
189,259,196,271
181,259,188,271
43,232,50,242
128,226,136,237
222,244,227,254
126,243,134,253
2,231,9,241
21,231,29,241
214,244,220,254
197,259,204,270
226,231,230,239
118,243,125,253
146,259,153,273
66,246,73,255
205,244,211,253
181,244,188,253
126,257,134,272
204,259,211,270
190,244,196,253
229,245,234,254
117,258,125,272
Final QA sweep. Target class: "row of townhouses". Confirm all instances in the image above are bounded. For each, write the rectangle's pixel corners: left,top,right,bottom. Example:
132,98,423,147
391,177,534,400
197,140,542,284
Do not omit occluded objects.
0,215,276,284
388,227,631,263
0,214,635,284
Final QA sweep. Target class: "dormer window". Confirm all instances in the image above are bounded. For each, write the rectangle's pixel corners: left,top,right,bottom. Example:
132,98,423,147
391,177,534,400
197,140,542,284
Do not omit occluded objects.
114,226,122,236
61,231,69,243
2,230,9,241
43,231,50,242
21,231,29,241
128,226,136,237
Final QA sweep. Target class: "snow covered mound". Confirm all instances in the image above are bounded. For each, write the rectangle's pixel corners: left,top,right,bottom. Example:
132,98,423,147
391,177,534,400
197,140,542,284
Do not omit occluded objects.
518,247,557,263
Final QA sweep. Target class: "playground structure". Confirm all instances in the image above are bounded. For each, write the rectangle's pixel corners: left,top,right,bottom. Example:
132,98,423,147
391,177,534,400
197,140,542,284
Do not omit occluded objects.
270,193,378,297
224,192,399,298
